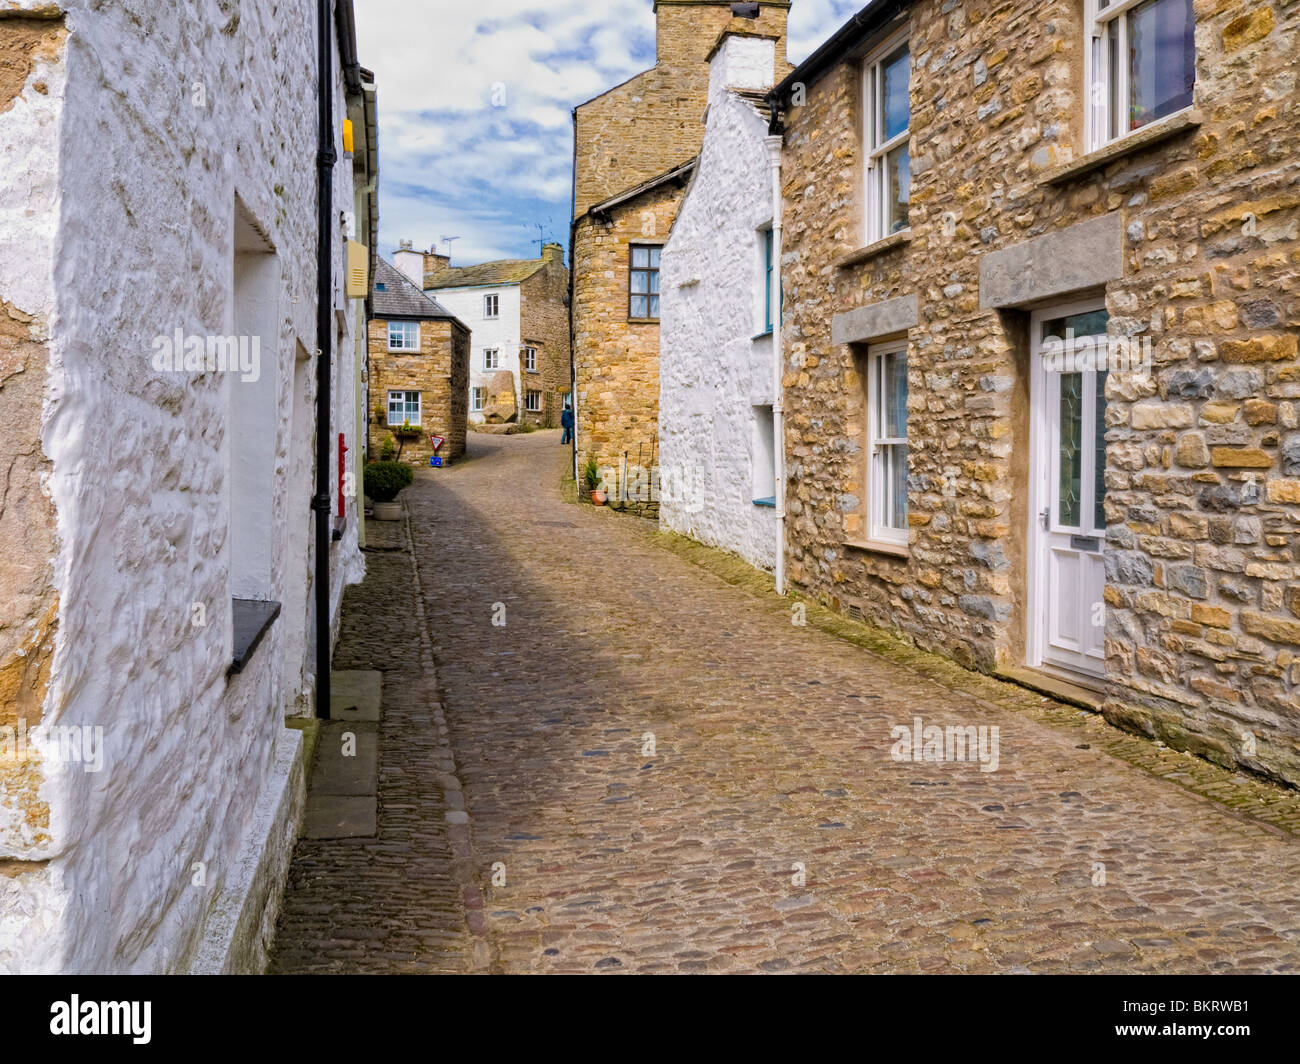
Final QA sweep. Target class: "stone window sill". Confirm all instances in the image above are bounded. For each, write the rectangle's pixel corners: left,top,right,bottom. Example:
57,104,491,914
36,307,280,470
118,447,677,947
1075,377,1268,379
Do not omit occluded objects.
230,599,281,677
844,538,910,559
627,317,660,325
835,229,912,269
1039,108,1202,186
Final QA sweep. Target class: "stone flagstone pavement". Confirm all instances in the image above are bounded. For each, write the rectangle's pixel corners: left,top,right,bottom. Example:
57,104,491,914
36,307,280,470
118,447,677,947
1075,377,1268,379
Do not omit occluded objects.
272,429,1300,974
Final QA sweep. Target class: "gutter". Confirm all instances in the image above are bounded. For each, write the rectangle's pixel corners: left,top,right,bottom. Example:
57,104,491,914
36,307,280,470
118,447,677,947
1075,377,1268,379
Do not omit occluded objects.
767,0,903,107
335,0,363,94
313,0,338,719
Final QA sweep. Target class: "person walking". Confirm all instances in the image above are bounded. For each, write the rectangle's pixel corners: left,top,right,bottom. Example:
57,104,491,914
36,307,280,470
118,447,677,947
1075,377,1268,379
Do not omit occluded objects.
560,403,574,445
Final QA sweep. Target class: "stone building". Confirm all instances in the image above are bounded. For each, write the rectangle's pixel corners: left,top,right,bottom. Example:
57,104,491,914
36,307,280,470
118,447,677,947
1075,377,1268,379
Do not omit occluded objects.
400,243,569,428
571,0,792,500
0,0,371,972
368,258,470,465
659,33,783,570
771,0,1300,783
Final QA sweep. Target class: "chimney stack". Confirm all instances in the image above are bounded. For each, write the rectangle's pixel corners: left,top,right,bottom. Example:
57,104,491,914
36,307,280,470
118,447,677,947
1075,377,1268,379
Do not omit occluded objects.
424,250,450,279
542,242,564,264
393,243,424,287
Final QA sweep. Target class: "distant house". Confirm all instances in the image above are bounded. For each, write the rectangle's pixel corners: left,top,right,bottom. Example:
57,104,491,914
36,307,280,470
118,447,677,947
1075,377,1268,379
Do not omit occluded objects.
395,243,569,428
368,259,470,465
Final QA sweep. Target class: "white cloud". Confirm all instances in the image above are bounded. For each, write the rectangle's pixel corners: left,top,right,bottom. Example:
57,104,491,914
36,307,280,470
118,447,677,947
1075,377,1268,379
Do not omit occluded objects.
354,0,862,262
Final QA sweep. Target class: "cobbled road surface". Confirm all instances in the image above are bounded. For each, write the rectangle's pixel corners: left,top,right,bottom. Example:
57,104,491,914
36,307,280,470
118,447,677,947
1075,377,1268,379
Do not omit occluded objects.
277,430,1300,974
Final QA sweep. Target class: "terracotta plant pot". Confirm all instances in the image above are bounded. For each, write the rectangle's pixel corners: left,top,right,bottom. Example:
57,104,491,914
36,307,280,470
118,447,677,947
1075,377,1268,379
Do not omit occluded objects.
591,489,607,506
373,501,402,521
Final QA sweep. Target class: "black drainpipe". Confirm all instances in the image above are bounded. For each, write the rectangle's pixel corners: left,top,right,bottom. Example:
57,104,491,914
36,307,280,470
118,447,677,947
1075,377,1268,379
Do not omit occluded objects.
313,0,336,719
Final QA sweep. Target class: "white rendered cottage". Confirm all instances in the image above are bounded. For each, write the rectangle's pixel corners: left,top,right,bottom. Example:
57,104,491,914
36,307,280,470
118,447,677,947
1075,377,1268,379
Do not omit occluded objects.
659,32,784,573
0,0,371,972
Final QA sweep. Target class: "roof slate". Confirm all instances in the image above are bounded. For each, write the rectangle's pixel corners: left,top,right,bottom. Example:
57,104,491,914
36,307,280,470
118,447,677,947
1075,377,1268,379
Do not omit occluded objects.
372,259,461,321
425,256,547,290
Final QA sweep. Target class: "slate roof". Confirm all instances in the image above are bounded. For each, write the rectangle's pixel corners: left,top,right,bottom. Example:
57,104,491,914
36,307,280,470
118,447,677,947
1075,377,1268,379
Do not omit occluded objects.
425,256,548,290
582,159,698,221
371,259,461,322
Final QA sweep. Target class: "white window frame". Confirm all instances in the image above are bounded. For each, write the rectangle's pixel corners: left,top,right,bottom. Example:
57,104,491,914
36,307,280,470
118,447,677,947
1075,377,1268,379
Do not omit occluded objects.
866,340,909,546
751,404,777,504
861,31,911,245
525,389,542,413
387,320,420,352
471,387,485,412
1084,0,1196,151
387,389,421,427
484,293,499,319
483,348,499,370
524,345,538,373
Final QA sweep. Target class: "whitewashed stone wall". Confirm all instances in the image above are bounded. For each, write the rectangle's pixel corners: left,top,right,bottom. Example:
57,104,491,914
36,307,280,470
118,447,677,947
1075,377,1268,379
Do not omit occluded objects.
659,37,777,572
0,0,363,973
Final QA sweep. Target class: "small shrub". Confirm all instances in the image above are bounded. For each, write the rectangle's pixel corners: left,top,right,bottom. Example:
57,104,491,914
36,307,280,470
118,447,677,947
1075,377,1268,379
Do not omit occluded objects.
582,457,600,491
380,436,396,461
365,460,414,503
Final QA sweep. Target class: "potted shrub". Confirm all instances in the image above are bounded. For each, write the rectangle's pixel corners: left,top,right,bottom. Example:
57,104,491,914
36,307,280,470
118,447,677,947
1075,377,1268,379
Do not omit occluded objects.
365,460,414,521
380,435,396,462
583,457,606,506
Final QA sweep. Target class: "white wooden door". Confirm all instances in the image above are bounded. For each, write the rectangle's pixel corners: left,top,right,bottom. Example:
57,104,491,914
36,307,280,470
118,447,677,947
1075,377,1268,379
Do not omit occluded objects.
1030,301,1109,681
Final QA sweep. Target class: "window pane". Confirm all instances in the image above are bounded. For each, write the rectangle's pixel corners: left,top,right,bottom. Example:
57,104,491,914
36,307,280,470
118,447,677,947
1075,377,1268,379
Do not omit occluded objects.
886,143,910,234
630,295,648,318
881,46,910,142
888,444,909,530
1042,309,1110,342
632,247,649,268
1129,0,1194,130
648,295,660,318
880,350,908,438
649,271,659,295
1095,370,1109,530
1108,21,1121,141
648,247,661,267
630,270,649,294
1059,373,1083,526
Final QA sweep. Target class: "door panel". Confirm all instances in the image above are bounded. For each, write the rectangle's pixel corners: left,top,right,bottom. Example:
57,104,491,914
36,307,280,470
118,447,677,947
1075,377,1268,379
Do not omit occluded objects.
1032,304,1109,681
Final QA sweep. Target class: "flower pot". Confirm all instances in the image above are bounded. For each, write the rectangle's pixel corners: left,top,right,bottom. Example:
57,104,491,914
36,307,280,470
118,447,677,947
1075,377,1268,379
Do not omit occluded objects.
591,489,607,506
373,501,402,521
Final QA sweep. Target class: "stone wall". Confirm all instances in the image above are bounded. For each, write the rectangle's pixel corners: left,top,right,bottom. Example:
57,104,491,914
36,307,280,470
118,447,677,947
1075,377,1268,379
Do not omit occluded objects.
0,0,364,972
368,317,470,464
572,2,792,498
779,0,1300,783
573,2,790,217
573,184,684,486
660,85,778,571
0,9,66,966
519,246,570,428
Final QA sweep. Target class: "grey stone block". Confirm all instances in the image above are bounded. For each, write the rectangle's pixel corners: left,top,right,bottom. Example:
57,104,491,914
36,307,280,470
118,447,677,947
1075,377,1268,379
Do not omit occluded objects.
312,722,378,797
303,795,377,839
979,212,1124,309
330,669,383,721
831,293,919,345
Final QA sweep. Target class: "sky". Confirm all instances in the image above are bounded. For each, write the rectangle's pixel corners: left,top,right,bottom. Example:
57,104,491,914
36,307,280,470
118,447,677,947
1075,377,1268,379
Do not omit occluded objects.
354,0,863,267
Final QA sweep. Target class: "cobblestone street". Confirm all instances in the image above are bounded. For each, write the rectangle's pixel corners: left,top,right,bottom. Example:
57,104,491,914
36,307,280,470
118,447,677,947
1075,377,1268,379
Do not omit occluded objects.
275,431,1300,974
